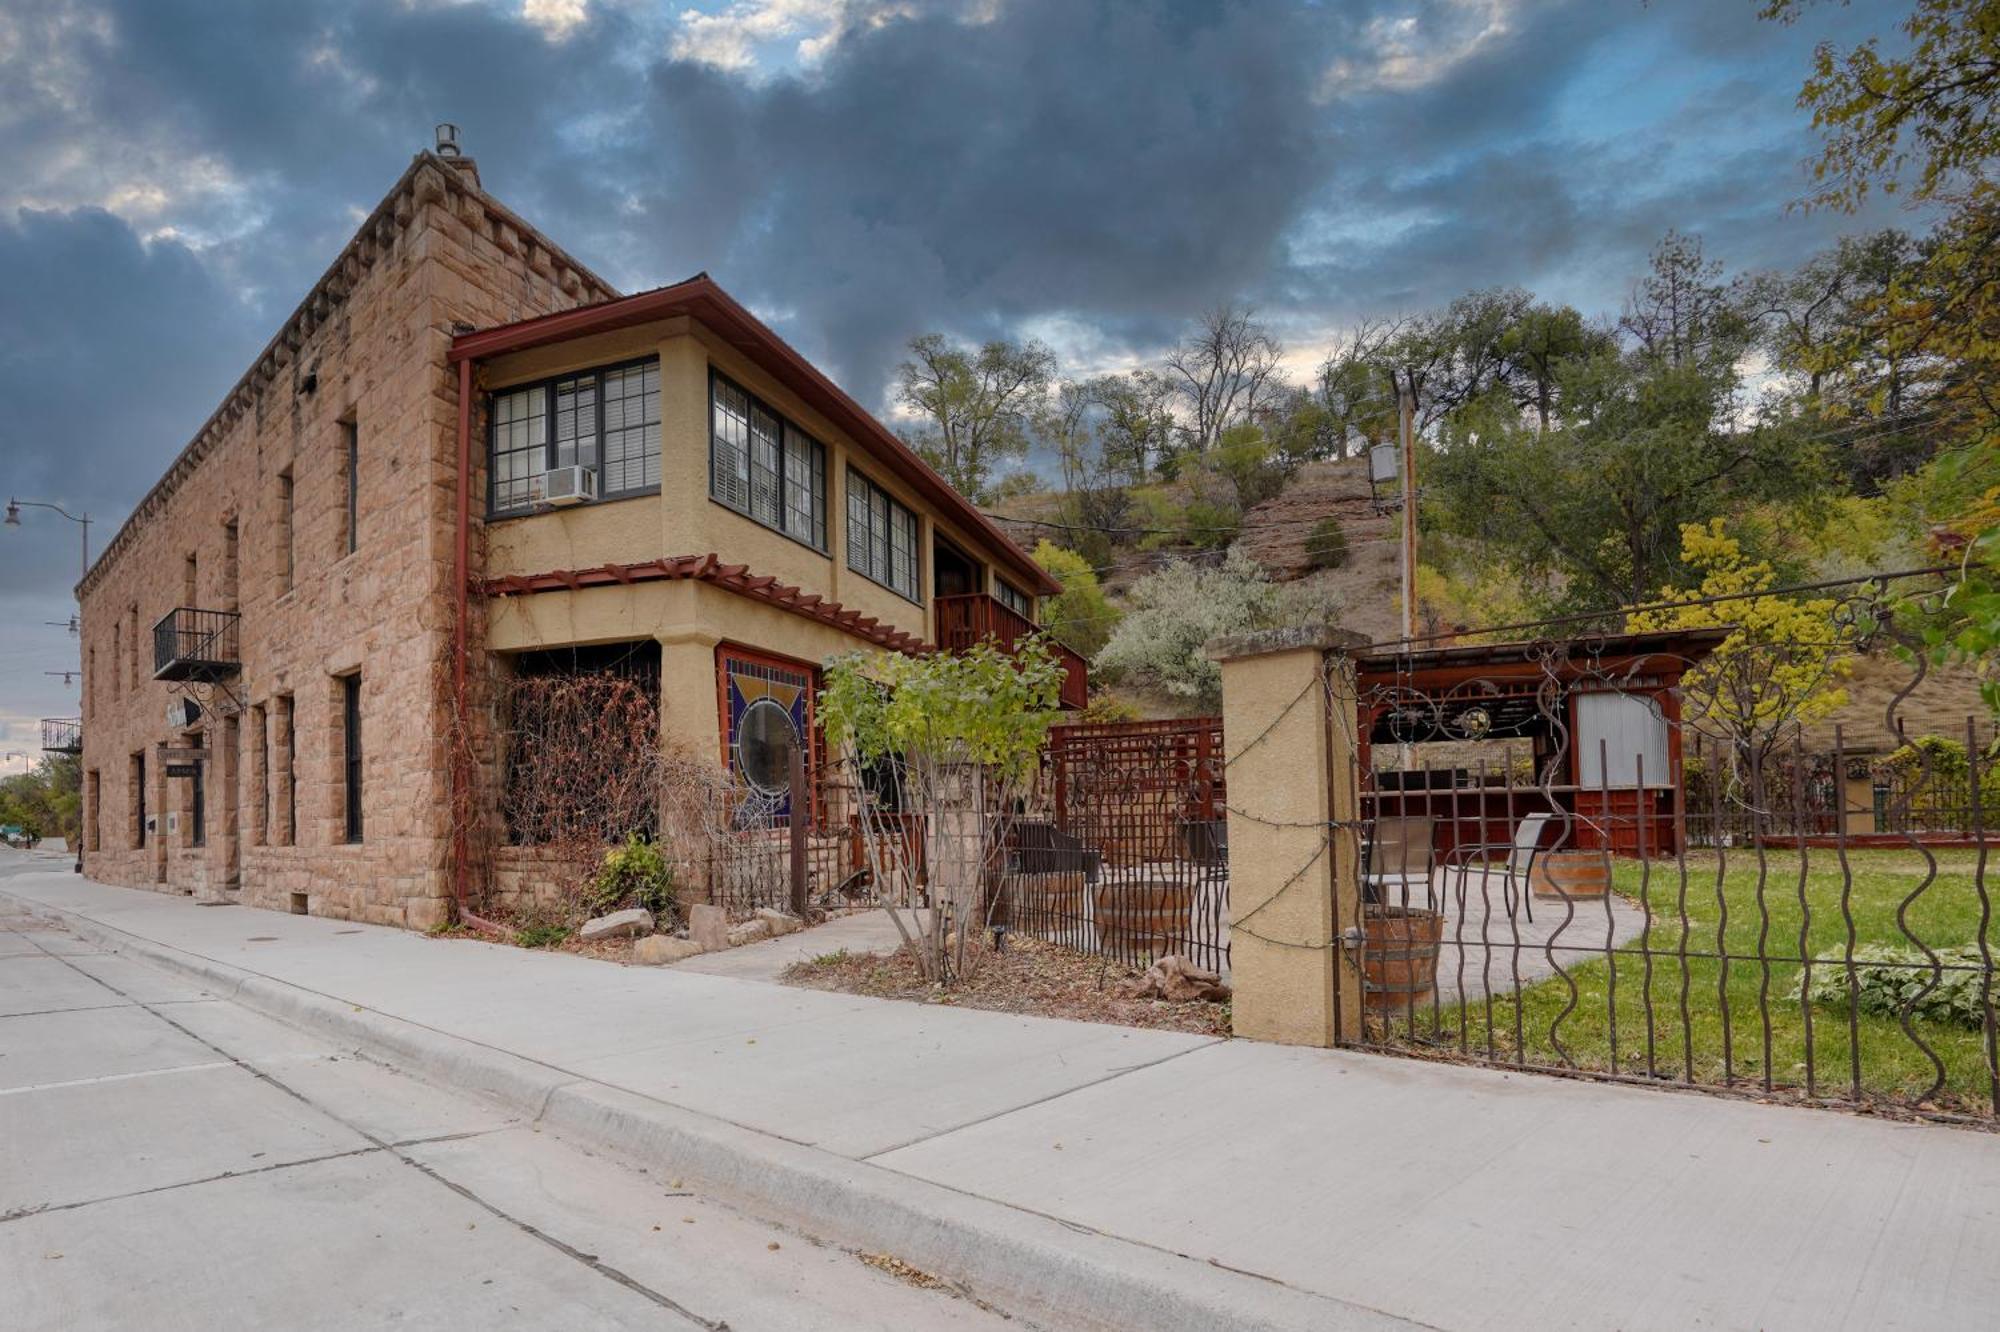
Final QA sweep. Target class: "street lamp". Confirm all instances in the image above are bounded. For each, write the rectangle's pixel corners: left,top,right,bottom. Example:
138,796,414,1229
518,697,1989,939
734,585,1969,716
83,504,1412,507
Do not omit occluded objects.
5,498,91,582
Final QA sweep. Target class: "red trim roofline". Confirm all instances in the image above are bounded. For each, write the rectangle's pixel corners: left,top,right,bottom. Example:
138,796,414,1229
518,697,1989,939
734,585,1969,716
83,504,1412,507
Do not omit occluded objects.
481,555,929,655
450,275,1062,598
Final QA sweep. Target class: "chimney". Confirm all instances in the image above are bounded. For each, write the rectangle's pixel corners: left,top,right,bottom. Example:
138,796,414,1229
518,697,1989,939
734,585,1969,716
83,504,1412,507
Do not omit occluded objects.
433,123,480,188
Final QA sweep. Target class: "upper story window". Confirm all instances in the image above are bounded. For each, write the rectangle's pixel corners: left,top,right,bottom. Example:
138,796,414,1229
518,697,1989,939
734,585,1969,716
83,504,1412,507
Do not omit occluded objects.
709,373,827,550
489,357,661,516
995,578,1032,620
846,468,920,602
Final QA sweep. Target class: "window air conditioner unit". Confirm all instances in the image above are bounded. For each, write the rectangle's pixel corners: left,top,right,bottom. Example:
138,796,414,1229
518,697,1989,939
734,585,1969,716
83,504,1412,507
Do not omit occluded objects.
542,465,597,506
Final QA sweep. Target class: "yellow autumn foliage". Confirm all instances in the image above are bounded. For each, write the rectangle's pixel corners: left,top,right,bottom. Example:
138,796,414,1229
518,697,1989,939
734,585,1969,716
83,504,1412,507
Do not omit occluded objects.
1628,520,1856,759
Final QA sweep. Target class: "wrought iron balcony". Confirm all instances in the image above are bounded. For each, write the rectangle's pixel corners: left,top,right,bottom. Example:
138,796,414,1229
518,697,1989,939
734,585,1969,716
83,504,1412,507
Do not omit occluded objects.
40,717,81,754
934,593,1089,710
153,607,241,682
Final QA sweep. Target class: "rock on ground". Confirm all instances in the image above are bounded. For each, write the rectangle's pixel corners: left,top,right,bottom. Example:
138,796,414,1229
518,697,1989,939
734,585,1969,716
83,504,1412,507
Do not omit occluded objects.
632,935,706,965
579,908,654,942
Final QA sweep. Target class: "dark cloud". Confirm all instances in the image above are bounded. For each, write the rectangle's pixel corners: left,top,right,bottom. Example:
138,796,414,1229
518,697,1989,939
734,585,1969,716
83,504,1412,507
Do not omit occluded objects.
0,0,1923,728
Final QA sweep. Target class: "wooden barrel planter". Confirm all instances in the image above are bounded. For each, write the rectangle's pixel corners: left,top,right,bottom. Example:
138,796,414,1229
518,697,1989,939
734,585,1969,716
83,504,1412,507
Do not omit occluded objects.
1361,905,1444,1015
1004,871,1090,945
1529,850,1611,900
1093,879,1194,961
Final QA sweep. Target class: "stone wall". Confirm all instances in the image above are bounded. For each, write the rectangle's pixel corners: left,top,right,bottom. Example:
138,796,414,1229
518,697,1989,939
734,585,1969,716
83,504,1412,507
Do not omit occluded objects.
76,153,614,927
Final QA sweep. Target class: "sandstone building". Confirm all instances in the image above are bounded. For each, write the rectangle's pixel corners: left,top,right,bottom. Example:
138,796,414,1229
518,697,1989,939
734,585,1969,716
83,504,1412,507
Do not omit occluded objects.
72,147,1077,927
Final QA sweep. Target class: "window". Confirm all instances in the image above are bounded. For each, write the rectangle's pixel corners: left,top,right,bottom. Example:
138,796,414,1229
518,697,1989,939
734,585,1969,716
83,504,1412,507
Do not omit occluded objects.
86,769,100,853
222,519,240,611
277,467,295,593
846,468,920,601
995,579,1032,620
111,625,120,699
251,704,269,847
342,419,359,554
190,735,206,848
276,694,296,847
709,373,826,549
488,357,660,515
132,751,146,849
341,675,363,844
718,648,817,821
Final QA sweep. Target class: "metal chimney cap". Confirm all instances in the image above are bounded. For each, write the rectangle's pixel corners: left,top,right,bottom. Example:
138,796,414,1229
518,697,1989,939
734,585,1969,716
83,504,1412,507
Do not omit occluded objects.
435,123,461,157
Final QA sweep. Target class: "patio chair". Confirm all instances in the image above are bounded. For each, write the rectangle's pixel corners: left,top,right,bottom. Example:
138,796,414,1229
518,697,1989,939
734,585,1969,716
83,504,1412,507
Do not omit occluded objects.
1440,812,1554,923
1362,816,1437,909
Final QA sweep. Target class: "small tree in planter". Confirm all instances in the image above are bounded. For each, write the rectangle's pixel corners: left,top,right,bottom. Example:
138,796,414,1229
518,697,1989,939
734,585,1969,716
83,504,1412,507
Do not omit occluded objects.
821,638,1064,983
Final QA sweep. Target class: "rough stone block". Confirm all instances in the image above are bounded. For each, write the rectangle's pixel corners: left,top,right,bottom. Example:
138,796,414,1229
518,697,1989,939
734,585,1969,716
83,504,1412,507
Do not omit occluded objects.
754,908,803,937
580,908,655,941
632,935,705,966
689,903,729,951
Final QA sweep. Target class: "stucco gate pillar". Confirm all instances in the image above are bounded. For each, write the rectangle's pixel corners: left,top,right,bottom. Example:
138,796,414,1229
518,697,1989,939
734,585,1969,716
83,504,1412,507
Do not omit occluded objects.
1208,626,1367,1047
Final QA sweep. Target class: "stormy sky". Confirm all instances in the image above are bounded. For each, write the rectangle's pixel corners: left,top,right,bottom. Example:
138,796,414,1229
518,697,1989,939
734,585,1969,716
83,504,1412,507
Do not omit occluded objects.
0,0,1914,765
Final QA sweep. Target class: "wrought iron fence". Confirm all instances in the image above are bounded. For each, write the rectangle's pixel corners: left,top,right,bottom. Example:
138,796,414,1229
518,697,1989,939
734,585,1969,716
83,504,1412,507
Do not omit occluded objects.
1027,718,1232,974
1314,570,1997,1124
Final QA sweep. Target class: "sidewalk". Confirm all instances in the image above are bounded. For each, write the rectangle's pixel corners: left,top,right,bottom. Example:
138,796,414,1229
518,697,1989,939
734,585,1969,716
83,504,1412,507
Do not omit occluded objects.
6,856,1997,1331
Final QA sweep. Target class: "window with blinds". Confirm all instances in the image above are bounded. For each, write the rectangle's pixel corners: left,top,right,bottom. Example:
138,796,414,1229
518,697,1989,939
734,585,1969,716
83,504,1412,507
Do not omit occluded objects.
846,468,920,601
709,372,826,550
995,578,1032,619
487,356,660,515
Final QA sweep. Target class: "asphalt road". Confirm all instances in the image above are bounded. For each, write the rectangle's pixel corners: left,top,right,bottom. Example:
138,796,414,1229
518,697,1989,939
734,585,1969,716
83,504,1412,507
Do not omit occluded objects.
0,862,1015,1331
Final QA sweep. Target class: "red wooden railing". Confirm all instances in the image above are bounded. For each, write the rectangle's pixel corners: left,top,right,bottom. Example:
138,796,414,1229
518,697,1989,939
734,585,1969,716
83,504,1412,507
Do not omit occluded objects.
934,593,1089,709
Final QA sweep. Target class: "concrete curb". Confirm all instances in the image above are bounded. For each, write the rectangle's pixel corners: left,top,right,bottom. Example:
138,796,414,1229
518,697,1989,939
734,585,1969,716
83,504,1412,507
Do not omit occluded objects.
6,889,1417,1332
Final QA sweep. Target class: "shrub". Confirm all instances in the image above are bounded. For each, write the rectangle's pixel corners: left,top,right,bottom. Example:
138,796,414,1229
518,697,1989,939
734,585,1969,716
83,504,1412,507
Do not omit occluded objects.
1793,944,1991,1029
588,833,678,920
1031,540,1121,659
1096,549,1342,707
1304,517,1350,570
514,920,573,949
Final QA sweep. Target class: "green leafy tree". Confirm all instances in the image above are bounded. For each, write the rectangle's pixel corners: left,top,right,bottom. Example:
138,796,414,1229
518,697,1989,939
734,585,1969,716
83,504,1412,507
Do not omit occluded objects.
821,640,1062,982
896,333,1055,500
1030,540,1120,658
1428,346,1822,611
1764,0,2000,716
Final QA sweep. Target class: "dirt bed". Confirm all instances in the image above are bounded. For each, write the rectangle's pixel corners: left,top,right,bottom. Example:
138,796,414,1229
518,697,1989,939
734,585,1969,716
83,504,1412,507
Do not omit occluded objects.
780,933,1231,1036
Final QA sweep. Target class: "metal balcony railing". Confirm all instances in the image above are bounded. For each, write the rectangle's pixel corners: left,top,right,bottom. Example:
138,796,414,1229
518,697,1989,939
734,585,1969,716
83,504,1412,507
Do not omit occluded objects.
153,607,241,682
933,593,1089,710
40,717,81,754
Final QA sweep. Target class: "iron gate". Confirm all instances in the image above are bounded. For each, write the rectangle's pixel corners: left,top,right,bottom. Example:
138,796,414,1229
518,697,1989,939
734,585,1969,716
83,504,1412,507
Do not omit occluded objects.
1320,578,1997,1125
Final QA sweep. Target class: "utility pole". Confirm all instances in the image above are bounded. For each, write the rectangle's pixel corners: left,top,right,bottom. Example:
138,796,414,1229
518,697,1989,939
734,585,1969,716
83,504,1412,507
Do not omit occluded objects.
1396,372,1417,647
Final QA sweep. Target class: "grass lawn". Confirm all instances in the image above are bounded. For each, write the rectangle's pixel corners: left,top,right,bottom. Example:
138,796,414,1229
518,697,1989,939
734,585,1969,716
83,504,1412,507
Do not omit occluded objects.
1386,848,1999,1116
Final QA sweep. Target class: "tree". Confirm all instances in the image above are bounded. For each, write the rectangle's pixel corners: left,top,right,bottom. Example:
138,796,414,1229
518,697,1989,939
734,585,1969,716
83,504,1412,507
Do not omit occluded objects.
1030,540,1120,659
1095,549,1341,707
896,333,1055,500
1619,230,1754,373
1427,347,1822,610
1627,520,1855,773
1764,0,2000,715
1090,370,1177,482
1316,318,1404,459
820,640,1062,983
1162,303,1285,457
0,755,80,849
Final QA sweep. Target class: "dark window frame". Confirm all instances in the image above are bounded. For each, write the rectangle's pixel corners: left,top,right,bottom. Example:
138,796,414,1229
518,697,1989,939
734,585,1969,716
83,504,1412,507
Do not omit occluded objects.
707,369,829,553
342,674,363,844
845,467,922,603
190,735,206,848
342,418,359,555
994,577,1033,620
486,355,663,518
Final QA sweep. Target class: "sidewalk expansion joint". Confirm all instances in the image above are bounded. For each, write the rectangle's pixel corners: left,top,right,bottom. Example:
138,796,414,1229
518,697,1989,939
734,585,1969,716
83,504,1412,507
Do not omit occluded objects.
12,914,729,1332
858,1035,1225,1161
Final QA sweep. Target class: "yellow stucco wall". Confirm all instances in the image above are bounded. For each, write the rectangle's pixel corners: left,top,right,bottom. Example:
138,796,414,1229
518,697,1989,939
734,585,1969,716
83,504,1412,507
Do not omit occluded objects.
476,315,1035,658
